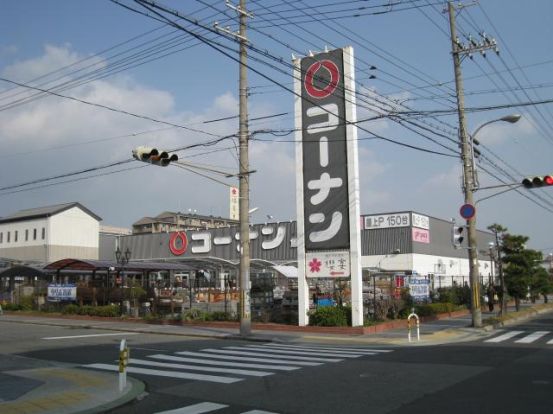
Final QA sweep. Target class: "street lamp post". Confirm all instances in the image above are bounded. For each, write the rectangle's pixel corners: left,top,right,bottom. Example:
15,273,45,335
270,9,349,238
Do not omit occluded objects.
462,114,521,327
115,247,131,315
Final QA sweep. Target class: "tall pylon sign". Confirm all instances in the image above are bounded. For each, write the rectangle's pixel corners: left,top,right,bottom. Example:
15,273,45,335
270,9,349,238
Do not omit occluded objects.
293,47,363,326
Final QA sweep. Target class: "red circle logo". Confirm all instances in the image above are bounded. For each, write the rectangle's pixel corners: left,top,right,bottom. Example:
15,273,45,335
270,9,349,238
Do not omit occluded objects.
169,231,188,256
304,60,340,99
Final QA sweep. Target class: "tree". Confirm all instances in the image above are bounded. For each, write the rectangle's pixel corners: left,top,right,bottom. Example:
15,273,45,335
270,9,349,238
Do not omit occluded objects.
501,233,547,311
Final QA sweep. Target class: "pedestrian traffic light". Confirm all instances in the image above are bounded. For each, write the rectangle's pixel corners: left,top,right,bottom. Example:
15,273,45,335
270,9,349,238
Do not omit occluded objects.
132,146,178,167
521,175,553,189
452,225,464,248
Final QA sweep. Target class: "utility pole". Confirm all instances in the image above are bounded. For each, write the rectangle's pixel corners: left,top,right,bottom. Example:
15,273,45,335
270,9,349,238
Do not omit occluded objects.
448,2,499,327
237,0,251,336
215,0,252,336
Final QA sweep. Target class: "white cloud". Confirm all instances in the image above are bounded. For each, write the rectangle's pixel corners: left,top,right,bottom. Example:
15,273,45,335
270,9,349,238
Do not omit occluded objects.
2,44,101,82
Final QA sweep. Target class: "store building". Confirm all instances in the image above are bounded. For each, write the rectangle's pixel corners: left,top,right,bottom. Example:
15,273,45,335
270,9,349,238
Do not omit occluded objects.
101,210,495,287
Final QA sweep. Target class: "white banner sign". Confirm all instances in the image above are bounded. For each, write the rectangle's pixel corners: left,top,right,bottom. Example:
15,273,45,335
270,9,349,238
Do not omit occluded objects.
364,213,410,229
47,284,77,302
412,213,429,230
409,277,430,300
229,186,239,221
305,250,350,278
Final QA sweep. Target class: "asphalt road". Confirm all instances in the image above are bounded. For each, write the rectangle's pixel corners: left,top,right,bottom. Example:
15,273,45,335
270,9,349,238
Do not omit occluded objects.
2,317,553,414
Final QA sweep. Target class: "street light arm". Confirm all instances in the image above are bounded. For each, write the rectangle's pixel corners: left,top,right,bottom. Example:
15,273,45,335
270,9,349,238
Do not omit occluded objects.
471,114,521,142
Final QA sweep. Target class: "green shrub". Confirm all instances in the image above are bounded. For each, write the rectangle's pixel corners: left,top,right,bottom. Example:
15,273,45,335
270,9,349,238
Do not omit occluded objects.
77,305,94,315
182,308,209,321
308,306,349,326
2,302,22,311
62,304,79,315
19,296,34,311
93,305,119,317
414,302,460,317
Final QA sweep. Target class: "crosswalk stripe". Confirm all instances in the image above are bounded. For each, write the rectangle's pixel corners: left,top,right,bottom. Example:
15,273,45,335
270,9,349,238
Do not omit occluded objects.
242,345,362,358
484,331,524,343
207,348,341,362
129,358,273,377
514,331,550,344
154,402,228,414
547,338,553,345
242,410,280,414
175,351,322,366
149,354,300,371
84,363,242,384
259,343,391,354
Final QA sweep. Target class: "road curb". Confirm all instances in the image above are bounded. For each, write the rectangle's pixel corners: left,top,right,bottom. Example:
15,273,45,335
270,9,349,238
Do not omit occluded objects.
76,376,145,414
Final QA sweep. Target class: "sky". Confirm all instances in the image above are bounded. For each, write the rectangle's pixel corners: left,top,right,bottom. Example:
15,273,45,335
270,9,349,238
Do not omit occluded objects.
1,0,553,253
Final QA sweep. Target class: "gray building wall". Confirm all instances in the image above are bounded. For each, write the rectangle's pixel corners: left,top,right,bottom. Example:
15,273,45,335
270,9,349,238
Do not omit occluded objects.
99,215,492,265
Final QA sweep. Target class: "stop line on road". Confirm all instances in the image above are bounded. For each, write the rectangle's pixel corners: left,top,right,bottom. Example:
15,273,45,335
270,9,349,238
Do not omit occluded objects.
83,343,392,385
484,330,552,344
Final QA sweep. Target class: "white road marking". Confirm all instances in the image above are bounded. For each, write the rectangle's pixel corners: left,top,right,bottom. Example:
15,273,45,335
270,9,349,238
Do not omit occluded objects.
260,343,392,354
129,358,273,377
242,410,280,414
547,337,553,344
484,331,524,343
150,354,300,371
175,350,321,366
42,332,139,340
207,348,342,362
84,363,241,383
242,345,362,358
154,402,228,414
514,331,550,344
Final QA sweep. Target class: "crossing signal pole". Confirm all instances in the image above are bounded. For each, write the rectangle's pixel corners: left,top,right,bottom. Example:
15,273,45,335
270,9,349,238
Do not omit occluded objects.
448,1,499,328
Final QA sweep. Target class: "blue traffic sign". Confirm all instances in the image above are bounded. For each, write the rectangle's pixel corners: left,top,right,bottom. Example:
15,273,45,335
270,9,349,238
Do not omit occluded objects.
460,203,476,219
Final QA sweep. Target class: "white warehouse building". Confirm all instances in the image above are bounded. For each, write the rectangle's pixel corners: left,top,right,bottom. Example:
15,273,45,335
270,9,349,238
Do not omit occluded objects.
0,202,101,263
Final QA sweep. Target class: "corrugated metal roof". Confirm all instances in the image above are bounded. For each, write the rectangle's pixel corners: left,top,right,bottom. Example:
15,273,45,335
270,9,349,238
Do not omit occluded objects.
0,202,102,224
44,258,193,272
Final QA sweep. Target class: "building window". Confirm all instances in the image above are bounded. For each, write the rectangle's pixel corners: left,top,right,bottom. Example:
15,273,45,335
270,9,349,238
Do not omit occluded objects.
25,229,29,241
42,228,46,240
14,231,18,242
7,231,10,243
33,229,37,240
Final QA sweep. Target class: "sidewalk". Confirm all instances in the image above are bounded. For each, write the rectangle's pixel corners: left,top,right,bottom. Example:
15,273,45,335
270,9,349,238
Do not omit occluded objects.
1,301,551,413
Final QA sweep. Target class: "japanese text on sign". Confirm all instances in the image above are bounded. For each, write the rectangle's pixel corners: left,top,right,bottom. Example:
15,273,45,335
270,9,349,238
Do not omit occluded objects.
305,250,350,278
364,213,410,229
47,284,77,302
300,48,350,251
412,213,429,230
409,277,430,300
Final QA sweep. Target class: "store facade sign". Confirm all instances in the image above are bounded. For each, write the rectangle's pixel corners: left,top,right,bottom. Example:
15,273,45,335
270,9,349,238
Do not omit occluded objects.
412,228,430,244
364,213,410,229
412,213,429,230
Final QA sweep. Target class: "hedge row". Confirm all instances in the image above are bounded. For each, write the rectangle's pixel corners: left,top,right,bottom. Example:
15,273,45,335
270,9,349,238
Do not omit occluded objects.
61,304,120,317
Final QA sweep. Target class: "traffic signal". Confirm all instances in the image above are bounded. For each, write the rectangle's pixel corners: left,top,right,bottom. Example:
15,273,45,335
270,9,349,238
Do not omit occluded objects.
132,146,178,167
521,175,553,189
452,225,464,248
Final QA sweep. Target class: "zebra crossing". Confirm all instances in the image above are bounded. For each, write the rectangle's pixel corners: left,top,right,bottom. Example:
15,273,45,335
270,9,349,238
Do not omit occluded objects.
484,330,553,344
84,343,392,384
153,401,279,414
